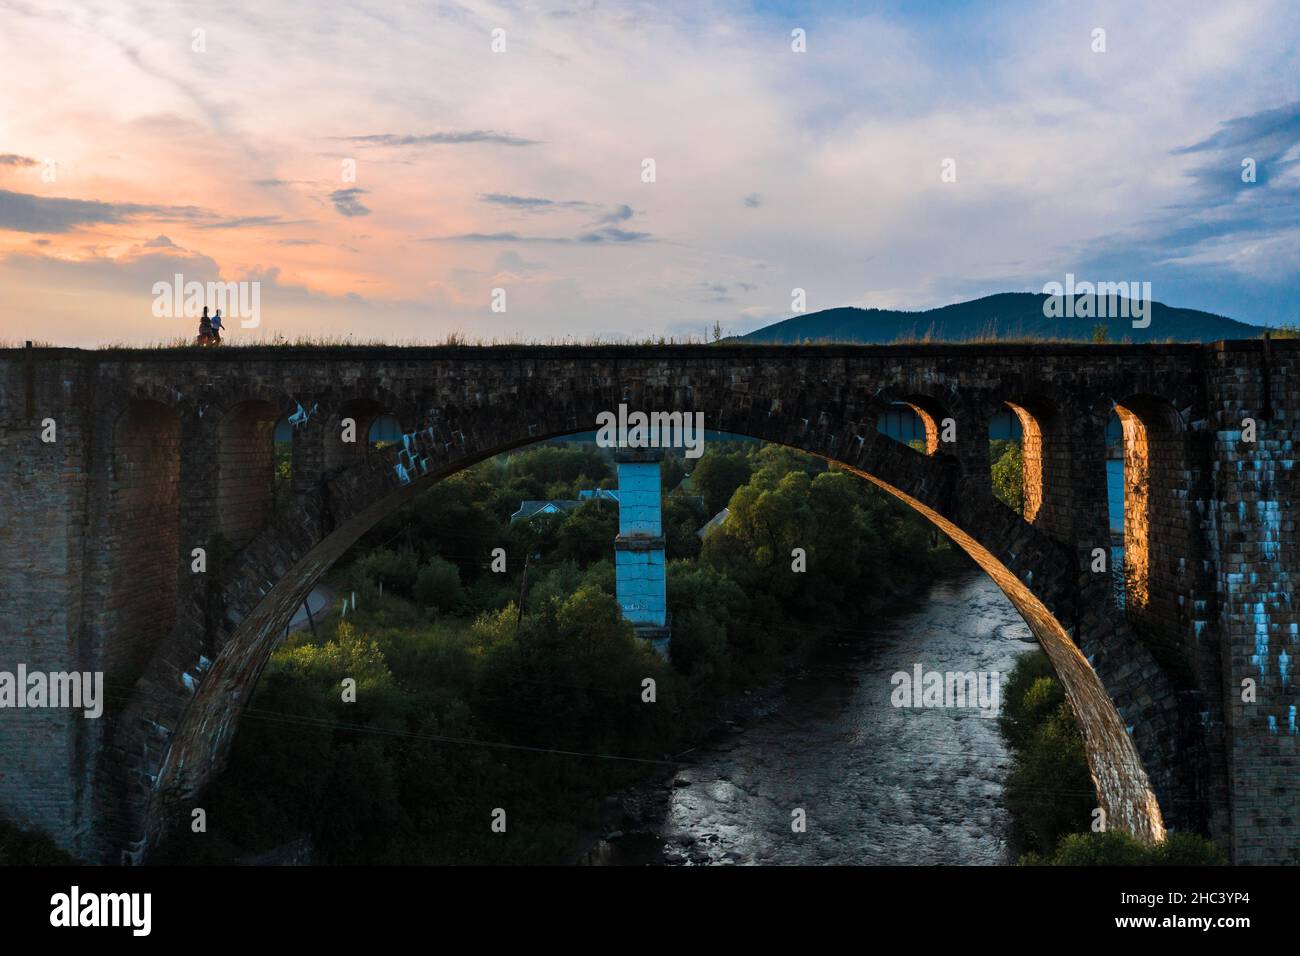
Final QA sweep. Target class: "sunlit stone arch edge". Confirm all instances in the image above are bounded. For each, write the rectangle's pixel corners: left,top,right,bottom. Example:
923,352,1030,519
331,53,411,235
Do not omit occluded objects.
846,464,1166,844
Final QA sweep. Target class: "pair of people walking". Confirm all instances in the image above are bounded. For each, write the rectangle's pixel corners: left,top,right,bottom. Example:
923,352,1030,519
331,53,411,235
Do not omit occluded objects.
197,307,224,346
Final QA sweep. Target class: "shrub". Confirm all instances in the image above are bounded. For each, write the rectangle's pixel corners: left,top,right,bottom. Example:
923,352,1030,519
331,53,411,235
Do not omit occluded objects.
353,548,420,596
1028,830,1225,865
413,555,463,612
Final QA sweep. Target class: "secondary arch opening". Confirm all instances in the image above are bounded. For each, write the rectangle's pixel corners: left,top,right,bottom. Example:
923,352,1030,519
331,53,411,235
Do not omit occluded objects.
105,400,181,692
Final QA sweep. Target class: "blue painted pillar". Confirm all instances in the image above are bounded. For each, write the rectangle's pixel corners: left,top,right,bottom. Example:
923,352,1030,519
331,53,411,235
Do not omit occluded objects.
615,448,670,655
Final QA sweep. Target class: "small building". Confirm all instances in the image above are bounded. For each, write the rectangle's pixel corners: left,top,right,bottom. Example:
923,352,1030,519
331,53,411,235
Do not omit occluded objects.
697,507,729,539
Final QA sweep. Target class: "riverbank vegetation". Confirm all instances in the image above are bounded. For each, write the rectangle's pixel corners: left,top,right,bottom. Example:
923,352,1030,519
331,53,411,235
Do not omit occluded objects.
999,650,1224,865
151,440,956,864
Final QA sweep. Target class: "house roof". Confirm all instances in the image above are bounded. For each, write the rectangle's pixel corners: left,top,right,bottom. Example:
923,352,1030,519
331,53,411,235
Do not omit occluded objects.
696,506,729,538
510,499,584,521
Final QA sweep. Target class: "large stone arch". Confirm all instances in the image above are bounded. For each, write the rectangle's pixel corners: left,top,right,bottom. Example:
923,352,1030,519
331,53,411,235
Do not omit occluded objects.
93,379,1193,863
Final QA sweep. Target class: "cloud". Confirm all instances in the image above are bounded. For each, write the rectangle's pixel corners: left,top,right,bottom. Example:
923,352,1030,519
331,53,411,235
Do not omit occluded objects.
143,234,177,248
0,189,204,233
494,250,547,273
479,193,595,210
1072,100,1300,288
340,131,539,147
3,0,1298,339
426,231,569,243
442,203,650,243
0,154,38,167
329,188,371,217
597,204,634,224
577,226,650,243
252,178,318,188
0,190,307,235
196,215,305,230
428,226,651,244
700,281,732,303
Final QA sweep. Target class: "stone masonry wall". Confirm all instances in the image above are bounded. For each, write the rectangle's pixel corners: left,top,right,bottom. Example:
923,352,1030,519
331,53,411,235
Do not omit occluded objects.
1208,341,1299,863
0,342,1294,863
216,401,277,550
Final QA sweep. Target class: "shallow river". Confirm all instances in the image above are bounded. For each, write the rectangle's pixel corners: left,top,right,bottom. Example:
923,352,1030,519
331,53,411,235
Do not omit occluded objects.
595,571,1041,865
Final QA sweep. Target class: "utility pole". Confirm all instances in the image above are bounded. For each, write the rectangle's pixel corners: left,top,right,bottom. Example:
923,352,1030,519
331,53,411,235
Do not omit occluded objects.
304,594,319,640
516,551,537,628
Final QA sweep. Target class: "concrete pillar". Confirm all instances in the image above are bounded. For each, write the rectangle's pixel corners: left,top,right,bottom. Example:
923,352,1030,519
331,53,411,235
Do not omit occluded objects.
615,448,670,655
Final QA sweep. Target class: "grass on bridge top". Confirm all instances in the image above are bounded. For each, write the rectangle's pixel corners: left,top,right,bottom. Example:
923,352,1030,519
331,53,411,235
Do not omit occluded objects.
4,325,1292,351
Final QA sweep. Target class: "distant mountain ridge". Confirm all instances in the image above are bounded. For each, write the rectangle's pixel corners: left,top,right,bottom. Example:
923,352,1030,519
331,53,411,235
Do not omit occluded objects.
734,292,1262,345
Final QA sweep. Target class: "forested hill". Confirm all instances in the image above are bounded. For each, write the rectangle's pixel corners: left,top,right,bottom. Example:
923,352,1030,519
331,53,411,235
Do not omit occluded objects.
733,292,1261,344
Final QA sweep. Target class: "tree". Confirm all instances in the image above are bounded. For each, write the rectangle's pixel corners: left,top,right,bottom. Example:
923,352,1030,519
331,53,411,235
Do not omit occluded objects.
706,470,814,593
690,450,753,515
353,548,420,596
999,651,1096,857
661,453,687,490
990,439,1023,513
663,493,705,559
414,555,463,612
552,501,618,566
671,607,729,684
506,445,610,487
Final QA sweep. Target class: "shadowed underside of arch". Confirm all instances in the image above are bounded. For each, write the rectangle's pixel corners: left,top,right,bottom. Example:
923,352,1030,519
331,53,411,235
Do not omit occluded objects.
103,392,1169,860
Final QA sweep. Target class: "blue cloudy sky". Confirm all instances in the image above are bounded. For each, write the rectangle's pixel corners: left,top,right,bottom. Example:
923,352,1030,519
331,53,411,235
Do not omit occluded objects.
0,0,1296,344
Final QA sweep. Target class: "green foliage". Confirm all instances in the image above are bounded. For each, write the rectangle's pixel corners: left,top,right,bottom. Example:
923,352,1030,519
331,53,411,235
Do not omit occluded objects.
670,607,730,686
997,651,1060,750
551,501,618,565
663,493,705,559
999,651,1094,857
660,453,687,490
353,548,420,597
990,439,1024,513
999,650,1226,865
1149,832,1229,865
690,449,753,515
703,459,945,620
272,440,293,514
1025,830,1225,866
506,445,610,490
413,555,464,612
276,621,393,692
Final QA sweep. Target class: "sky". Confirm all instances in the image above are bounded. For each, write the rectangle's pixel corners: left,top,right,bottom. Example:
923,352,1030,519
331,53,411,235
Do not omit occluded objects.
0,0,1296,346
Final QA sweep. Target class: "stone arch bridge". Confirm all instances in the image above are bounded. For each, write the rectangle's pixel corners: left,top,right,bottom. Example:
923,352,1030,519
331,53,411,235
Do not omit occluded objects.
1,342,1295,864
